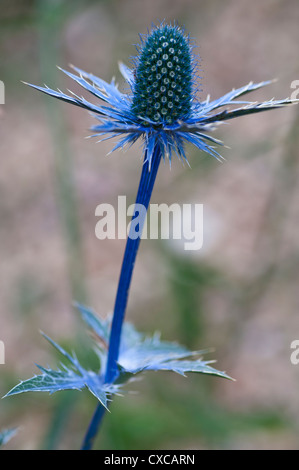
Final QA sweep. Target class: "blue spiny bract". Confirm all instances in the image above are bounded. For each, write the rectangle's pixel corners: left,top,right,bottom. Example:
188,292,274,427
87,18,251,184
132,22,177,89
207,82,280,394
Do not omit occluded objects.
24,23,296,167
131,24,193,125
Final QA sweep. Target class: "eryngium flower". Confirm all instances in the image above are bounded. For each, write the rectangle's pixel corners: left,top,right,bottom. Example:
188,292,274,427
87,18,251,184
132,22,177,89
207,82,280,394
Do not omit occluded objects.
26,23,296,167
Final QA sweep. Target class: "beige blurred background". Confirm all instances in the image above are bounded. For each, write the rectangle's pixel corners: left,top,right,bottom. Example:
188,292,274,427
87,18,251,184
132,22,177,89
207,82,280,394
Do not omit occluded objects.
1,0,299,450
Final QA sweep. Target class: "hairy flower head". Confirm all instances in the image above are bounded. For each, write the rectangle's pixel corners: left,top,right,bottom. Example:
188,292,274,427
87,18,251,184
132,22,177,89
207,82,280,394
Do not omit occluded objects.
132,24,193,124
25,22,297,168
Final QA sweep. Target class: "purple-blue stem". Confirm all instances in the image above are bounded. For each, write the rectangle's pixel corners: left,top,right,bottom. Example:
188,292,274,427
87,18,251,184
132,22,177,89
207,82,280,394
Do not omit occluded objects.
81,144,162,450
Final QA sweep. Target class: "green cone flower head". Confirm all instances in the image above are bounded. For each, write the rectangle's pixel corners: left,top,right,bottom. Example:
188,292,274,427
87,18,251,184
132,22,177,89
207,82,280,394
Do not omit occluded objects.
132,24,193,124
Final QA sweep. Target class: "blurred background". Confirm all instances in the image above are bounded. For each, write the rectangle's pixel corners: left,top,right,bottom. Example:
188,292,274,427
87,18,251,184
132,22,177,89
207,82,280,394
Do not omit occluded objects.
1,0,299,450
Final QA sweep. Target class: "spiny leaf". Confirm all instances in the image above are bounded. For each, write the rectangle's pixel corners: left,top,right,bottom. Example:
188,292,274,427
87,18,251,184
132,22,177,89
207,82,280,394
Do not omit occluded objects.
77,304,232,381
75,302,110,345
4,336,120,409
118,326,232,380
0,427,18,448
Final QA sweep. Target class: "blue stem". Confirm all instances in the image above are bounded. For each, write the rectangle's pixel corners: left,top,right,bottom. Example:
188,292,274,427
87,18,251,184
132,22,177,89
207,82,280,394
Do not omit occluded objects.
81,144,162,450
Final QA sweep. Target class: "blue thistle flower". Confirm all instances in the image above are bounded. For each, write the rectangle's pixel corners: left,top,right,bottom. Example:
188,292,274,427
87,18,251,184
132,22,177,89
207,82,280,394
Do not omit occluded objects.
20,22,297,451
25,22,296,168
